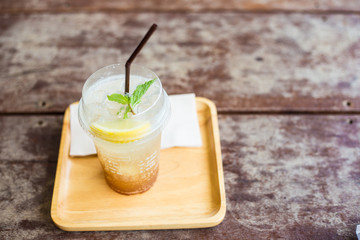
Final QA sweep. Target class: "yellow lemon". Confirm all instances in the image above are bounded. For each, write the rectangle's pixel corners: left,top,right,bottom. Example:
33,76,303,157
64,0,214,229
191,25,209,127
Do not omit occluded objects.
90,119,150,143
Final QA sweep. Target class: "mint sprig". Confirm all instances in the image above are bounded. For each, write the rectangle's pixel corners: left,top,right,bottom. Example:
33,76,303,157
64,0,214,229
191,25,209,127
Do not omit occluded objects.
107,94,129,105
107,79,155,119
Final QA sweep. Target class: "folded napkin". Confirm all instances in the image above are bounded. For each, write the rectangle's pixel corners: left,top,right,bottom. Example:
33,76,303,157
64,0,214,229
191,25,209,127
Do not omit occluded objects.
69,93,202,156
70,103,96,156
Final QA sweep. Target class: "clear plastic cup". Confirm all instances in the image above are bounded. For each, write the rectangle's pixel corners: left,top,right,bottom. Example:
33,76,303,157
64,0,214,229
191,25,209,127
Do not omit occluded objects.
78,63,171,195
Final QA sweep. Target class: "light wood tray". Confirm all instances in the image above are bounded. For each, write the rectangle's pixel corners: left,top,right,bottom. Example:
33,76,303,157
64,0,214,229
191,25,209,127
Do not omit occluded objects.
51,97,226,231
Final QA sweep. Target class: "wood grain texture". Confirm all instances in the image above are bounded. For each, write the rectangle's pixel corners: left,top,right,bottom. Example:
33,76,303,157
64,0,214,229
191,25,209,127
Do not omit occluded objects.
1,13,360,113
0,115,62,162
1,114,359,239
219,114,360,239
0,0,360,13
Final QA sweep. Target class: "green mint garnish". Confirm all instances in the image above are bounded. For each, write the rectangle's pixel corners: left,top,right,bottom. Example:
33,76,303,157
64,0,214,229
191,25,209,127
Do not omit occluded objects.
130,79,155,106
107,78,155,119
107,93,129,105
123,105,131,119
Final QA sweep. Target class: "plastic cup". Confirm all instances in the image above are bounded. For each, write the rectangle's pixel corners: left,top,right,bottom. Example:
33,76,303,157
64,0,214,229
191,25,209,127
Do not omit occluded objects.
78,63,171,195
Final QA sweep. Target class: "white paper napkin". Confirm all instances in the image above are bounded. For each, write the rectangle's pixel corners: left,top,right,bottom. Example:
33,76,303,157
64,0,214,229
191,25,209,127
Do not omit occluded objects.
69,93,202,156
161,93,202,149
70,103,96,156
356,225,360,240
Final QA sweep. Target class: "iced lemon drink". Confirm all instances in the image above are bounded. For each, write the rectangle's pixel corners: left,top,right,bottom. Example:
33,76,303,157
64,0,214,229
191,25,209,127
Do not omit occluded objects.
78,63,171,195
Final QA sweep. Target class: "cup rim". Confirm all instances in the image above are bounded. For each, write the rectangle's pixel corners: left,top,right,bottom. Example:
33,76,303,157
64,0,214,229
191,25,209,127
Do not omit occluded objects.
82,62,163,118
79,62,171,143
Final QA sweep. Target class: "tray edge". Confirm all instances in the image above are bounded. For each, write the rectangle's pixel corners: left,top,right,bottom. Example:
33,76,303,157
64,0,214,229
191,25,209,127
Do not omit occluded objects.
51,106,70,230
196,97,227,227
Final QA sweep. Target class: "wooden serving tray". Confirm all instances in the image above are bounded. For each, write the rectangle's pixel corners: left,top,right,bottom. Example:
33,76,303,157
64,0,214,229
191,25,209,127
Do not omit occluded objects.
51,97,226,231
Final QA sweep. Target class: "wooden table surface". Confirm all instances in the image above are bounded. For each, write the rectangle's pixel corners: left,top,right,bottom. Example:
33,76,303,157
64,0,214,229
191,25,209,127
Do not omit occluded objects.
1,1,360,239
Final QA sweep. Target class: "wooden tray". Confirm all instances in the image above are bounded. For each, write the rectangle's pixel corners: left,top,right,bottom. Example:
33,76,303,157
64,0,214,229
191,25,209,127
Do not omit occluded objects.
51,97,226,231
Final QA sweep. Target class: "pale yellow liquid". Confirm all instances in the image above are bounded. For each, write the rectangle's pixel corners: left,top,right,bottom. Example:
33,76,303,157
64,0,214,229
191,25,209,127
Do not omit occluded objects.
81,75,164,195
94,132,161,194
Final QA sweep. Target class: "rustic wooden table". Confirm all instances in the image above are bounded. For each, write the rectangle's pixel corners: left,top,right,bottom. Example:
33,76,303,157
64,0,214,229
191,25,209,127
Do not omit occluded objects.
1,1,360,239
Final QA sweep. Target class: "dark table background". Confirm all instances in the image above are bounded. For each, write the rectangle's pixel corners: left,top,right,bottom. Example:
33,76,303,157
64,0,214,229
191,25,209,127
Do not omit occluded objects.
1,0,360,239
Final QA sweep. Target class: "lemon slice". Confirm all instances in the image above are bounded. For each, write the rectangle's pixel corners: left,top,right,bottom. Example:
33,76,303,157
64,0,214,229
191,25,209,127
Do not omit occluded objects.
90,119,150,143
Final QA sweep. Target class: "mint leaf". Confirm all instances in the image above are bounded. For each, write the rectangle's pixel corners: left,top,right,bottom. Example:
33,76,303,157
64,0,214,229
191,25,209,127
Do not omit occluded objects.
130,79,155,107
123,106,130,119
107,78,155,119
107,93,129,104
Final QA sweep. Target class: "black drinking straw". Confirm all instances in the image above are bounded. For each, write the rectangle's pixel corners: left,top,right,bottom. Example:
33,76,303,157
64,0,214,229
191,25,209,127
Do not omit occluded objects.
125,24,157,94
